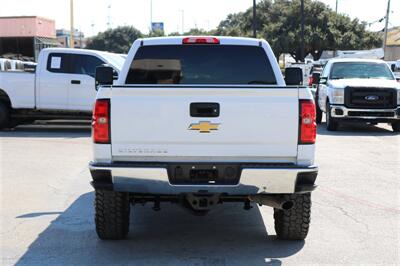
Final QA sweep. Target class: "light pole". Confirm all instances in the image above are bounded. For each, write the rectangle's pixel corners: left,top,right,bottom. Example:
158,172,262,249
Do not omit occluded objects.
70,0,74,48
252,0,257,38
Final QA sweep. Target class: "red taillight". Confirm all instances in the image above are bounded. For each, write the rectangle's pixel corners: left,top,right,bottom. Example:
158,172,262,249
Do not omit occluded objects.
299,100,316,144
308,76,314,87
92,99,110,144
182,37,220,44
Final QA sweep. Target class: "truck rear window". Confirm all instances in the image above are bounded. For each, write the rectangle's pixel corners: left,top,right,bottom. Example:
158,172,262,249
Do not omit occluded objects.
125,45,277,85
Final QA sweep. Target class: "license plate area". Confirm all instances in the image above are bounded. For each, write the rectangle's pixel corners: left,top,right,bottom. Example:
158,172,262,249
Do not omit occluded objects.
168,164,241,185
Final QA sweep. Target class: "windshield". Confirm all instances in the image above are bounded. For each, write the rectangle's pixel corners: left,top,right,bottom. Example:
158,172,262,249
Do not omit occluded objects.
126,45,277,85
101,53,125,72
330,62,394,80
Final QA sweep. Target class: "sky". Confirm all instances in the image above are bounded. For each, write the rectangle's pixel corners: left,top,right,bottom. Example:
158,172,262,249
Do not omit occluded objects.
0,0,398,37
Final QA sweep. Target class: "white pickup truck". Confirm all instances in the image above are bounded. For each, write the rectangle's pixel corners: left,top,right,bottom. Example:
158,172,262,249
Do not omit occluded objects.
316,58,400,131
0,48,124,129
89,36,318,241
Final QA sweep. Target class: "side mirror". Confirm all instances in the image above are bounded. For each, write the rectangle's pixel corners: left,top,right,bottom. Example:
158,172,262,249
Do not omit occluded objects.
312,72,320,84
391,64,395,72
319,77,327,85
95,66,114,89
285,67,303,85
113,70,119,80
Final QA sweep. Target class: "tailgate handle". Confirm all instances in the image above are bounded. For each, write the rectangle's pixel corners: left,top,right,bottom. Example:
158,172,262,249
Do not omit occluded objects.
190,102,220,117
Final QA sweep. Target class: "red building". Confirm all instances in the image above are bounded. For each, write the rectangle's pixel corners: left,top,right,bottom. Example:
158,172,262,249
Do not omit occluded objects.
0,16,59,61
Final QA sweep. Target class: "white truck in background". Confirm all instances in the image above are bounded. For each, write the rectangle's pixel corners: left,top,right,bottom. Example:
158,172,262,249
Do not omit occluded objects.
90,36,318,241
0,48,124,129
315,58,400,131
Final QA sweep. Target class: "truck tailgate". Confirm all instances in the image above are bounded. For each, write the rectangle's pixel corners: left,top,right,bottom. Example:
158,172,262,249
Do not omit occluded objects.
110,87,299,162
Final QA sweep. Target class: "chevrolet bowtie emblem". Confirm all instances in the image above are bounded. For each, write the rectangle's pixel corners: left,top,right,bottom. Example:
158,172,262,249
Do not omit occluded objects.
188,121,220,133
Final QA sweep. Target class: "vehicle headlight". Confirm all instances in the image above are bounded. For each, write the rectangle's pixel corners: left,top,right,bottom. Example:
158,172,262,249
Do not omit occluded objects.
330,87,345,104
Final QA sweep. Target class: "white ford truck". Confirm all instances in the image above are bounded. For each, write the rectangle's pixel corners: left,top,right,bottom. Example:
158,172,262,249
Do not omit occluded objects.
315,58,400,131
89,36,318,241
0,48,123,129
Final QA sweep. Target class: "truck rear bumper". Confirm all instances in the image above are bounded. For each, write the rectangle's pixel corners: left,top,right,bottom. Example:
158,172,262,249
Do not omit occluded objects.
89,162,318,195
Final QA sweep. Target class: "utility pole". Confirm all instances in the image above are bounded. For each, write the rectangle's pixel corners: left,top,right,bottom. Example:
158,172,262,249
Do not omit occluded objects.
179,10,184,34
383,0,391,59
252,0,257,38
107,4,112,29
150,0,153,32
70,0,74,48
333,0,338,57
300,0,305,62
335,0,338,14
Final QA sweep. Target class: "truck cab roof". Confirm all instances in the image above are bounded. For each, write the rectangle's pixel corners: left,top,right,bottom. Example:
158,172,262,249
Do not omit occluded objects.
328,58,388,64
40,48,125,72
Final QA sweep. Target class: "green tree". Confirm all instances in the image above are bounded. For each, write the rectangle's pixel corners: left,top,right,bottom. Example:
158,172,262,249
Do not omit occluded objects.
148,29,165,37
216,0,382,61
86,26,143,53
168,28,216,36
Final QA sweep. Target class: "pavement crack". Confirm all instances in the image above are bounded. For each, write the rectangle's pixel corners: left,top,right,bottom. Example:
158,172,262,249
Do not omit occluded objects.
314,200,370,240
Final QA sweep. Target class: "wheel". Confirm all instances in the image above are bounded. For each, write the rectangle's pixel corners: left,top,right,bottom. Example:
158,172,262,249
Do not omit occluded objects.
95,190,130,240
274,193,311,240
0,101,10,129
391,121,400,132
315,103,322,124
326,101,338,131
315,91,322,124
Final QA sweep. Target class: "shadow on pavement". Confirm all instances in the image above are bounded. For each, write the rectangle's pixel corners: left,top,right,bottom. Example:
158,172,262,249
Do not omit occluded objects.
16,192,304,266
317,122,395,136
0,124,91,138
16,212,63,218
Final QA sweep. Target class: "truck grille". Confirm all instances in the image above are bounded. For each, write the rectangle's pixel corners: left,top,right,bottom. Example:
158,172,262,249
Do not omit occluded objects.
345,87,397,109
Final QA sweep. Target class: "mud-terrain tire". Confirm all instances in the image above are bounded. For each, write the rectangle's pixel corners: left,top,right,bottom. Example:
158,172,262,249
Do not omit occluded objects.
95,190,130,240
274,193,311,240
391,122,400,133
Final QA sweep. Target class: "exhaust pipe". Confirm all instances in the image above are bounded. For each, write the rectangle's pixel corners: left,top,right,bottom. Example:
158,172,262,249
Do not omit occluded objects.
249,195,294,210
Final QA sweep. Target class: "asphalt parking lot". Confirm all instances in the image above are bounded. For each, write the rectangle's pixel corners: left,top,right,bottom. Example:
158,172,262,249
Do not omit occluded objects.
1,121,399,265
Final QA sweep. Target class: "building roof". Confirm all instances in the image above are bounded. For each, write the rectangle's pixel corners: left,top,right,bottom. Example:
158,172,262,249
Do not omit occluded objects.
0,16,55,38
0,16,54,22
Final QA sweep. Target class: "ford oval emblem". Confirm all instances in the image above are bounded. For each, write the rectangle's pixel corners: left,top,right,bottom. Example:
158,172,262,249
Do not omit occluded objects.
365,95,379,101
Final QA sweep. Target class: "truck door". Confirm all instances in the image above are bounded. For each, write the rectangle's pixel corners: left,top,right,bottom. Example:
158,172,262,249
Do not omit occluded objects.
67,54,105,111
37,53,71,110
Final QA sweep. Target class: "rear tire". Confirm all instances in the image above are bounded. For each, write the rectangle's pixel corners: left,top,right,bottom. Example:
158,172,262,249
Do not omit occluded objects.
391,121,400,132
0,102,10,130
274,193,311,240
316,103,322,124
95,190,130,240
315,91,322,124
326,102,338,131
